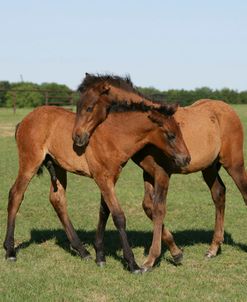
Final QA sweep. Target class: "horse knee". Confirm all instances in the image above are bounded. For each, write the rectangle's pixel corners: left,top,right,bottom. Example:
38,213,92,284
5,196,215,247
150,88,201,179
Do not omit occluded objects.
212,184,226,206
142,201,153,218
112,212,126,230
49,190,66,214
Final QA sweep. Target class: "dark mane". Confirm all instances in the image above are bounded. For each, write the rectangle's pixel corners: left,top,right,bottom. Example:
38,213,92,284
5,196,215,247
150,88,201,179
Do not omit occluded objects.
108,101,175,116
78,73,159,103
78,73,168,109
78,73,136,93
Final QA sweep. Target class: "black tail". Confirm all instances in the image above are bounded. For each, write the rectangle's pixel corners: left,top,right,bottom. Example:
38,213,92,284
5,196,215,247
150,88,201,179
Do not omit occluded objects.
15,123,20,140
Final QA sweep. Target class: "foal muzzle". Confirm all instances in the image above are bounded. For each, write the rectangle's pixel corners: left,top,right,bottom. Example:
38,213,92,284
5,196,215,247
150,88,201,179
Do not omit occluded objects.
73,132,90,147
174,154,191,167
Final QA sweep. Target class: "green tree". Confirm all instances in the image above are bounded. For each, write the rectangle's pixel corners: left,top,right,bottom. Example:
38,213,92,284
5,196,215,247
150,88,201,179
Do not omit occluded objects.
239,91,247,104
137,86,160,96
0,81,11,106
5,82,44,108
216,88,240,103
40,83,72,105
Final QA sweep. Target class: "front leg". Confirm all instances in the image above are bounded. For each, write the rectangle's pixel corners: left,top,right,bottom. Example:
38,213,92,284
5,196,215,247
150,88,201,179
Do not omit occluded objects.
96,178,141,273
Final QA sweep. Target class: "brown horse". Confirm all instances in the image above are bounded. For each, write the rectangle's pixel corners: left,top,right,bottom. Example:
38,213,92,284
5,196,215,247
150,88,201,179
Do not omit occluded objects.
73,73,247,271
3,102,190,273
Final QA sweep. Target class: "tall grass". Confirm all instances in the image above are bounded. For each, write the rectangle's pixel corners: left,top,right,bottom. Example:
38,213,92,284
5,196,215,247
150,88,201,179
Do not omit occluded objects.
0,106,247,301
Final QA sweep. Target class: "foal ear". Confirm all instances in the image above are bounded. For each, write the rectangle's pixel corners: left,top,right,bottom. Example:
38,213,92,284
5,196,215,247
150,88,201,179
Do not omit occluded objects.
99,83,111,95
148,111,165,127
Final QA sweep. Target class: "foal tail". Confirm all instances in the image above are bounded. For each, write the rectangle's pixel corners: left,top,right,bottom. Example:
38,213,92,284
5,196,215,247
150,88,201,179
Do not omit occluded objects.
15,123,20,140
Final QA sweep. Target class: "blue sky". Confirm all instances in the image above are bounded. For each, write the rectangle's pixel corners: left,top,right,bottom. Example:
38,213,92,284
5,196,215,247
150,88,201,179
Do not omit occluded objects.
1,0,247,91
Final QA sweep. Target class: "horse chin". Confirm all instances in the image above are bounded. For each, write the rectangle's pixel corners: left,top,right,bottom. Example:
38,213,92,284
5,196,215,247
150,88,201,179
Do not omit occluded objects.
75,141,87,148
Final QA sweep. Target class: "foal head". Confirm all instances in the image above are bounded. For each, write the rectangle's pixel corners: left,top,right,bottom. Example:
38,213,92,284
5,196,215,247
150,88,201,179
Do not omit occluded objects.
72,73,123,146
72,90,108,146
147,108,190,166
73,73,155,146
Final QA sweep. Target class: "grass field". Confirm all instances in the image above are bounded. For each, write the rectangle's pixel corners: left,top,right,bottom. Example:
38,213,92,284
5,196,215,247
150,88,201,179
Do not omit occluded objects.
1,106,247,301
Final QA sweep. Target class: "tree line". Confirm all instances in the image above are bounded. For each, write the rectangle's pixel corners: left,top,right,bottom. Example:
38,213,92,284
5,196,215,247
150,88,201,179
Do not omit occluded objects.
0,81,79,108
1,80,247,108
138,86,247,106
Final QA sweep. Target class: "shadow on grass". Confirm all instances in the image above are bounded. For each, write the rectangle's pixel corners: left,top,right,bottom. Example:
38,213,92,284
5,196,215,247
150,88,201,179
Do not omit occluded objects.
15,228,247,268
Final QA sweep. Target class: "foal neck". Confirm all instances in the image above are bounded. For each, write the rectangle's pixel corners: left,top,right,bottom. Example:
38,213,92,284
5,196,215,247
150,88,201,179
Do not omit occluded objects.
106,111,159,146
110,86,161,109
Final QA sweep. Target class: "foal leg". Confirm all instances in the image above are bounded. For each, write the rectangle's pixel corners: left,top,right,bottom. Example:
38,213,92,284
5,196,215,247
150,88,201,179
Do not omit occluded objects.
3,172,33,260
96,179,141,273
3,149,45,260
219,123,247,205
142,172,183,270
49,165,90,259
202,164,226,258
224,164,247,205
94,195,110,266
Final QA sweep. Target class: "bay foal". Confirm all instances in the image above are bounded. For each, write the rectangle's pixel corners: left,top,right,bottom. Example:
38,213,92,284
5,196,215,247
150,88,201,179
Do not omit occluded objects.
73,73,247,271
4,103,189,273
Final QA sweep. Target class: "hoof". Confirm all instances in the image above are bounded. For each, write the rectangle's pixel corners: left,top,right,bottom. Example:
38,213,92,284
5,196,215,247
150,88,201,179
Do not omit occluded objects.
205,251,216,259
140,266,153,273
128,263,143,274
6,256,17,262
96,261,106,268
70,244,91,260
172,252,183,265
83,254,92,261
5,249,17,261
131,268,143,274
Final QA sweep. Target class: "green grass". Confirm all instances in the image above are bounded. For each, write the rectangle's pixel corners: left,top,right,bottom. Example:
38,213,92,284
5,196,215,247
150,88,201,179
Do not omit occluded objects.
1,106,247,301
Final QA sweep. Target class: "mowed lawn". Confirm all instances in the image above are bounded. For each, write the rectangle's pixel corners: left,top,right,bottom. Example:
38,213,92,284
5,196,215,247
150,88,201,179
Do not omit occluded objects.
1,105,247,301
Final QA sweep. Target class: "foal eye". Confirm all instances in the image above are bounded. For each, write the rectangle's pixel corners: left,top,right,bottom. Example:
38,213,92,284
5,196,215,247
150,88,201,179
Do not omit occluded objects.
86,106,93,112
167,132,176,141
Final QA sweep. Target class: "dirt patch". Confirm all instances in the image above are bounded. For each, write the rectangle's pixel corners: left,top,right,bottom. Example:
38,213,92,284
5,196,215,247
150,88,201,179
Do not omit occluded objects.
0,124,15,137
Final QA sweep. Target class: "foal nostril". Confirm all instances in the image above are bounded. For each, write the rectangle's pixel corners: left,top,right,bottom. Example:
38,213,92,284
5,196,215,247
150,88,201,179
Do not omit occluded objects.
75,134,81,142
186,155,191,165
182,155,191,166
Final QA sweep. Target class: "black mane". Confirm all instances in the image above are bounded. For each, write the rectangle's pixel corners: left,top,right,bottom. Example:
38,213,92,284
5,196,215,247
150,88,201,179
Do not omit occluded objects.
78,73,136,93
77,73,176,116
107,101,175,116
78,73,164,105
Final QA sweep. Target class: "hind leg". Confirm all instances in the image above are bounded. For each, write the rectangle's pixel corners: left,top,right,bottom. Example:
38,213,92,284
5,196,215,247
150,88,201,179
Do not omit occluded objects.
49,164,90,259
142,172,183,269
4,174,33,260
224,164,247,204
202,164,226,258
220,134,247,204
3,156,42,261
94,194,110,266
